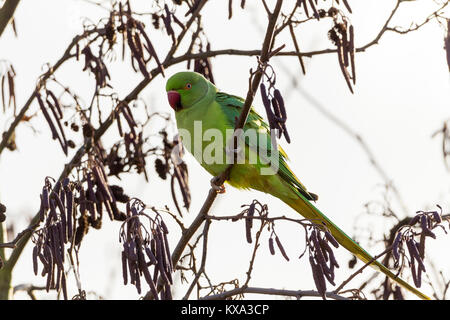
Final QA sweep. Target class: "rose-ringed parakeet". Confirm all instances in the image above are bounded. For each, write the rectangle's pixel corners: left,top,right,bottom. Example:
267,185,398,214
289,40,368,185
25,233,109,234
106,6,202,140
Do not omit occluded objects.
165,71,430,300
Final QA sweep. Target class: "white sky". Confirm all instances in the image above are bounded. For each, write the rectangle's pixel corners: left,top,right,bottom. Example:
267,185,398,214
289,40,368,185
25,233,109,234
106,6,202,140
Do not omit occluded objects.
0,0,449,300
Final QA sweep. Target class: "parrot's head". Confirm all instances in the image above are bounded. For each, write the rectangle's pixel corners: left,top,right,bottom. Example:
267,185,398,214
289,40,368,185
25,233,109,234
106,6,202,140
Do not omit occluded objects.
165,71,209,112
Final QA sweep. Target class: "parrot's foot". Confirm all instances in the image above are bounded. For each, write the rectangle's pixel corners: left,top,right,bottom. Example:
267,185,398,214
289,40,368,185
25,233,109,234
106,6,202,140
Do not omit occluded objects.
210,177,226,194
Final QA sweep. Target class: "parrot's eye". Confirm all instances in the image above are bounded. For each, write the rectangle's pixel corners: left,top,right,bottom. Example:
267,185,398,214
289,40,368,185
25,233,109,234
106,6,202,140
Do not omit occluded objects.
185,83,192,90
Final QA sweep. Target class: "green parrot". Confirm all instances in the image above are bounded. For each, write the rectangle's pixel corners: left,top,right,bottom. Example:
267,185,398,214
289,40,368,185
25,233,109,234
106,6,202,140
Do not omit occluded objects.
165,71,430,300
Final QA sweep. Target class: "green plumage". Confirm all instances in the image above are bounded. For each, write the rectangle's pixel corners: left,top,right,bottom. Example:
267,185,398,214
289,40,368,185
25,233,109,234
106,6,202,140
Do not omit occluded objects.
166,71,430,300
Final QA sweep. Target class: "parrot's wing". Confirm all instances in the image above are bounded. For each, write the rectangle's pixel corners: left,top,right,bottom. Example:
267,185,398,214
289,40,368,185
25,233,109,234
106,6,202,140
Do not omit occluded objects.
215,92,317,201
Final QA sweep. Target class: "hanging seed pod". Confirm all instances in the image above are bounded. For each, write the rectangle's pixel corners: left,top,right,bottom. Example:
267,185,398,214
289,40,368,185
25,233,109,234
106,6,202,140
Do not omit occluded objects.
66,189,73,241
307,0,319,20
245,203,255,244
61,272,68,300
46,96,68,155
135,22,165,77
393,285,404,300
155,236,170,285
311,231,329,274
431,210,442,223
268,237,275,255
409,214,420,226
39,195,46,222
342,0,352,13
121,250,128,285
145,247,158,265
260,84,278,136
420,215,436,239
158,230,173,284
288,23,306,75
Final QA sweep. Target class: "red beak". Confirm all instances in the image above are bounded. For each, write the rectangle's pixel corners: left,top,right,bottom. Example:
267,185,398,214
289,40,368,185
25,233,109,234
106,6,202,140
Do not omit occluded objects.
167,91,182,111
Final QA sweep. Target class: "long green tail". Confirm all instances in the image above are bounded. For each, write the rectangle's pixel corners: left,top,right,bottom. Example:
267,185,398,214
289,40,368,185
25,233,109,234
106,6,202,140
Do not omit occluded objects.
283,194,431,300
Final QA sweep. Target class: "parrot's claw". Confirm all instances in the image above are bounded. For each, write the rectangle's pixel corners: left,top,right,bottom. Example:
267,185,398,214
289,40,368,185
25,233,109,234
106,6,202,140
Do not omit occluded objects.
210,177,226,194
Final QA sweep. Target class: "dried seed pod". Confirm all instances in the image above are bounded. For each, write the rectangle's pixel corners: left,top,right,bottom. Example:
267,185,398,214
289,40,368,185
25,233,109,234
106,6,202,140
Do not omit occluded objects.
273,89,287,120
134,267,141,294
288,23,306,75
260,84,277,133
393,285,404,300
324,231,339,248
121,250,128,285
46,90,63,119
128,240,138,262
39,195,45,222
45,96,68,155
342,0,352,13
32,246,39,275
420,215,436,239
319,238,339,269
245,203,255,244
336,43,354,94
61,272,68,300
38,253,49,275
135,22,165,77
349,25,356,85
311,231,329,274
66,189,73,241
410,258,421,288
158,230,173,284
37,93,58,141
161,232,173,272
308,0,319,20
93,166,113,203
309,256,326,299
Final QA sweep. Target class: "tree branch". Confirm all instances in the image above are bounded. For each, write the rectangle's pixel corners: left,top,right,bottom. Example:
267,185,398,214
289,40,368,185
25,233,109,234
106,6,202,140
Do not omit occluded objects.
201,286,349,300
